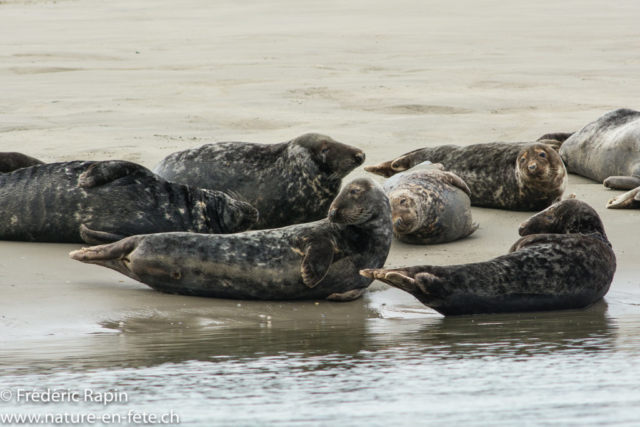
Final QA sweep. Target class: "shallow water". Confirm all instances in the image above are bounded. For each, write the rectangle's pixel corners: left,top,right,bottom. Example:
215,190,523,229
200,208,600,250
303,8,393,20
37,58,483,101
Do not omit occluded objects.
3,293,640,427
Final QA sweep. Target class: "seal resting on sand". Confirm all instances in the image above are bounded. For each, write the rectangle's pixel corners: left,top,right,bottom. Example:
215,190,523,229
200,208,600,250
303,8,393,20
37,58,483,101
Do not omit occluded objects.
153,133,366,229
365,141,567,211
361,198,616,316
70,178,393,302
0,160,258,244
0,152,44,173
383,164,478,244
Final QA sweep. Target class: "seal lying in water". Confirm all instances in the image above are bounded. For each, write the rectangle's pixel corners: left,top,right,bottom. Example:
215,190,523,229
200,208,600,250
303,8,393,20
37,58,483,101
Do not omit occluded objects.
365,140,567,211
361,198,616,316
153,133,366,229
383,163,478,244
0,160,258,244
0,152,44,173
70,178,393,302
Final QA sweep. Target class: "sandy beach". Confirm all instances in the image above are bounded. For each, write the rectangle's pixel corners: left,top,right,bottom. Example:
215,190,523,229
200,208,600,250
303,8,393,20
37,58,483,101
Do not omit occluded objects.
1,0,640,425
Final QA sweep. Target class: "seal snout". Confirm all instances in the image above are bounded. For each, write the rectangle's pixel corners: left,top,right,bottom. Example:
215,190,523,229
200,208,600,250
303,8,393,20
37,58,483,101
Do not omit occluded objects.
528,163,537,171
328,208,338,222
354,152,366,165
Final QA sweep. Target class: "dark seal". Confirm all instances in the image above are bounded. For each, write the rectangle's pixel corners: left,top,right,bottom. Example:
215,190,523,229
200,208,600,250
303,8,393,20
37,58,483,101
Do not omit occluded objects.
383,164,478,244
152,133,365,229
361,198,616,316
365,141,567,211
0,160,258,244
70,178,393,302
0,152,44,173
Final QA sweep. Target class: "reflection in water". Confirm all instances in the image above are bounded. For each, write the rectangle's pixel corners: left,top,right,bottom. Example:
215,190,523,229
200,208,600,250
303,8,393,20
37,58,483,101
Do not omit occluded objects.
3,300,640,426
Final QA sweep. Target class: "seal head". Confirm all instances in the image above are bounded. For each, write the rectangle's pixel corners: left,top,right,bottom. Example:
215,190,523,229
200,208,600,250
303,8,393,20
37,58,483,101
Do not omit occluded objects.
292,133,365,180
327,178,388,226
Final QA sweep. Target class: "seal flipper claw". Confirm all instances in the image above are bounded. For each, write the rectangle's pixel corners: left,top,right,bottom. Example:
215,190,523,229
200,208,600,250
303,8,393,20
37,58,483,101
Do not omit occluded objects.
80,224,127,245
326,288,366,302
300,239,335,288
78,161,154,189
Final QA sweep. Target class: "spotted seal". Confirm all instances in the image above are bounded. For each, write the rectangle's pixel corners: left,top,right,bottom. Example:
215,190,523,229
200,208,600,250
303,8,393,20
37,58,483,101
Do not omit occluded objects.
70,178,393,301
0,152,44,173
383,164,478,244
361,198,615,316
153,133,366,229
365,140,567,211
0,160,258,244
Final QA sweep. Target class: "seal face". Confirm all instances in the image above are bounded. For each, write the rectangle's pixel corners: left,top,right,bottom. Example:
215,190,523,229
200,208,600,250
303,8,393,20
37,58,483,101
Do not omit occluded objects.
382,167,478,244
361,199,616,316
366,141,566,211
0,152,44,173
70,178,393,302
0,160,257,244
153,133,366,229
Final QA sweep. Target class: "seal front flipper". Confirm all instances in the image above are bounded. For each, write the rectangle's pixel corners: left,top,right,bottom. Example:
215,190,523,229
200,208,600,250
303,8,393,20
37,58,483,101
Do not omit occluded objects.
606,187,640,209
80,224,127,245
78,161,155,188
441,171,471,197
326,288,366,302
300,238,335,288
603,176,640,190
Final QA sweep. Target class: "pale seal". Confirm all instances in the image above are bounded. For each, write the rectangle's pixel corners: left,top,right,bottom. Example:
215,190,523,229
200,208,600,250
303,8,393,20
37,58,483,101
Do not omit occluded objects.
0,160,258,244
361,198,615,316
69,178,393,302
0,152,44,173
555,108,640,208
365,141,567,211
153,133,366,229
383,164,478,244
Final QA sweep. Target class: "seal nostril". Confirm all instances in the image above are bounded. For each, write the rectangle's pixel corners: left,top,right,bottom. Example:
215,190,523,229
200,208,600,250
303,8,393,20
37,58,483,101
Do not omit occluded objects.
355,152,365,164
394,218,403,227
328,209,338,221
528,164,537,171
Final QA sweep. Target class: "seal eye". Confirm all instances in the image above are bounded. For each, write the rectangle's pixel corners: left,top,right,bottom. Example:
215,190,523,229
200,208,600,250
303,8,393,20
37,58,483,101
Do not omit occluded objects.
546,215,553,221
520,157,526,163
539,152,547,158
350,188,360,195
400,198,406,205
321,147,330,155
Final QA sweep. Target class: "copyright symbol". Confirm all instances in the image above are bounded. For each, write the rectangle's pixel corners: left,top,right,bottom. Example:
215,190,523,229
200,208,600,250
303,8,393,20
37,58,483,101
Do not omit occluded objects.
0,390,12,402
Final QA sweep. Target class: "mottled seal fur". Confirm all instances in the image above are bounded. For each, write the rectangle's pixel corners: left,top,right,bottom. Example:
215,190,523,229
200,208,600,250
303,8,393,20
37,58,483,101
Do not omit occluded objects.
0,152,44,173
366,141,567,211
70,178,393,302
361,199,615,316
555,109,640,208
153,133,365,229
0,160,258,244
383,165,478,244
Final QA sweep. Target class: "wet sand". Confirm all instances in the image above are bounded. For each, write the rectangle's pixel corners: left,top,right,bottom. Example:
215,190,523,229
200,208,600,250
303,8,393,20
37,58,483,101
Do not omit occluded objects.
1,0,640,365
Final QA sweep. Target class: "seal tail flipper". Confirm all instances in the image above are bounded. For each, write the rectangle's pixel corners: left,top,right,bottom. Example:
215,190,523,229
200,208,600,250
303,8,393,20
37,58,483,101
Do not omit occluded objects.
603,176,640,190
69,236,143,281
360,269,418,293
606,187,640,209
460,221,479,239
300,239,335,288
78,161,154,189
326,288,366,302
364,160,397,178
80,224,127,245
536,132,574,146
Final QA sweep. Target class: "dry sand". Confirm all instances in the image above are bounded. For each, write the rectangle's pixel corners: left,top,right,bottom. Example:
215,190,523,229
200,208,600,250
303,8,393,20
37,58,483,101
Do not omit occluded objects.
1,0,640,361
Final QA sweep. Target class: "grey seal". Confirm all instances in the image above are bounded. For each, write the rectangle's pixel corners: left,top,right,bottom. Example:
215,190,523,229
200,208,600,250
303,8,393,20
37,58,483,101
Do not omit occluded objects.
0,160,258,244
361,198,615,316
69,178,393,302
0,152,44,173
365,140,567,211
383,164,478,244
555,108,640,208
153,133,365,229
